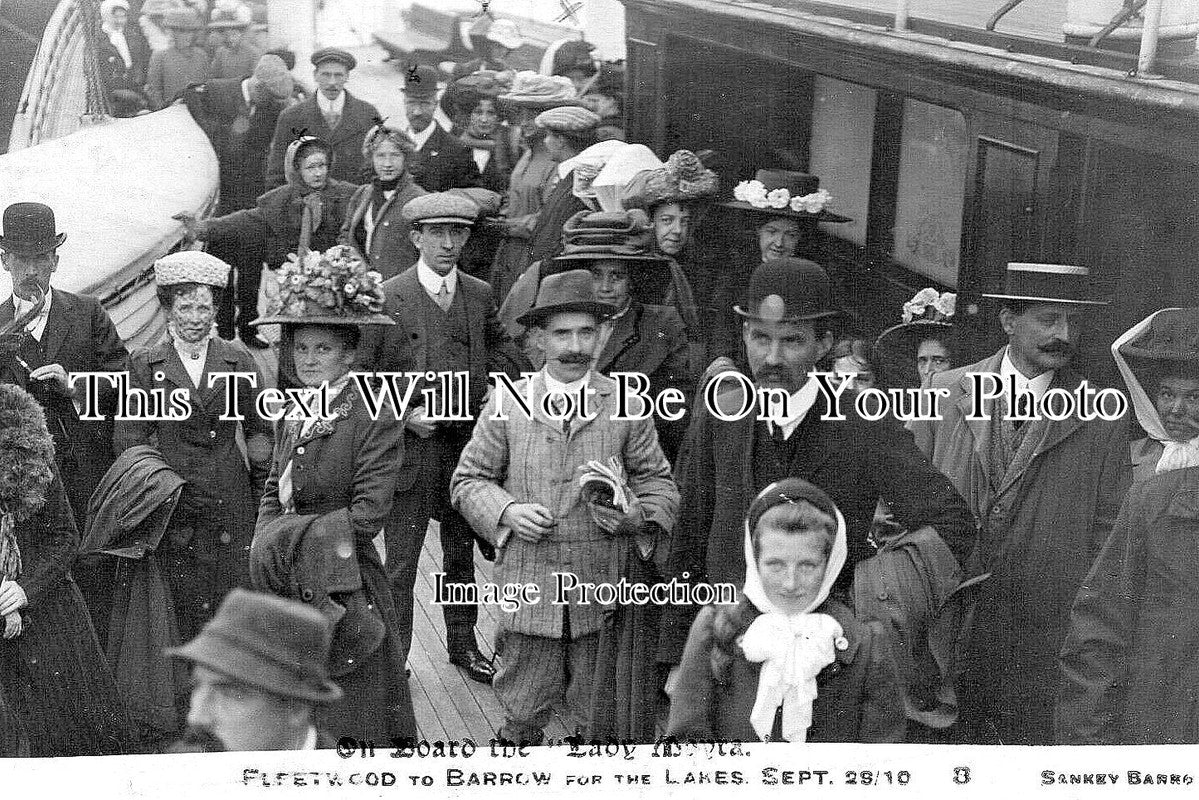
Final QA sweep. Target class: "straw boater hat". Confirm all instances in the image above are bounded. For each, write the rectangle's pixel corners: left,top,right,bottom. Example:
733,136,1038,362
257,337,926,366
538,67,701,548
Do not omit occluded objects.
874,287,956,359
982,262,1108,306
251,244,393,327
153,250,231,289
517,269,616,328
167,588,343,704
723,169,850,224
735,258,841,323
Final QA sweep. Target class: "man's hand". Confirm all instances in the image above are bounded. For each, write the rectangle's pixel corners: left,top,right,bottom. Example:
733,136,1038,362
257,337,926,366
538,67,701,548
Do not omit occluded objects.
3,611,22,640
28,363,73,396
588,498,644,535
405,405,438,438
171,212,208,242
0,580,28,617
500,503,556,543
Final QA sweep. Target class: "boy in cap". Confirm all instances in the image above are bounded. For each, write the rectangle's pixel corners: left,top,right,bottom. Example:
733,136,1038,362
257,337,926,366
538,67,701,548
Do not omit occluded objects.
170,588,342,751
403,65,480,192
267,47,381,188
145,8,210,109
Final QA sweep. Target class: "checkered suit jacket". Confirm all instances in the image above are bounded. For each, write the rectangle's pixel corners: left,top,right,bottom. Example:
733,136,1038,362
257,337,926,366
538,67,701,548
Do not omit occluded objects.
451,371,679,638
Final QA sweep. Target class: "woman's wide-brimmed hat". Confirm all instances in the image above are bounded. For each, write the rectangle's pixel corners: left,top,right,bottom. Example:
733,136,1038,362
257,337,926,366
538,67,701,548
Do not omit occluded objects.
1118,307,1199,363
982,262,1108,306
734,258,841,322
207,0,253,29
251,245,394,327
517,269,617,328
722,169,850,223
167,589,343,704
620,149,720,211
154,251,231,289
548,209,672,303
497,70,581,109
0,202,66,256
874,288,956,357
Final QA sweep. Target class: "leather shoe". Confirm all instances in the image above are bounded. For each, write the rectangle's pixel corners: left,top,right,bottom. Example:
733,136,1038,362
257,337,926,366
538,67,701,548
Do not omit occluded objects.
449,647,496,684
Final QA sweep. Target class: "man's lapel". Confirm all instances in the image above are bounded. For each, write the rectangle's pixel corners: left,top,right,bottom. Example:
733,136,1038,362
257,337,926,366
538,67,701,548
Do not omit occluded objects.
956,349,1006,488
40,289,71,363
396,268,429,372
570,373,612,438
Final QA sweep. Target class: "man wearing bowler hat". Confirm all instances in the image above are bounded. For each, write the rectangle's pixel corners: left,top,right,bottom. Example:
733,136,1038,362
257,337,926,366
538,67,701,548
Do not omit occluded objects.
909,262,1131,745
266,47,380,188
658,258,975,690
169,588,342,751
402,65,479,193
0,203,128,635
451,269,679,744
368,191,517,685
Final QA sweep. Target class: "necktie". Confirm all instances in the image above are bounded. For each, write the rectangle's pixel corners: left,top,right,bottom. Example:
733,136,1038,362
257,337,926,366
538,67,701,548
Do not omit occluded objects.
551,397,571,436
435,281,452,312
324,110,341,130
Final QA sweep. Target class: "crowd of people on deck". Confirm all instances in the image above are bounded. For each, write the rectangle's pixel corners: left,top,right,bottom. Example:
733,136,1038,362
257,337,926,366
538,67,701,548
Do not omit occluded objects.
3,7,1199,757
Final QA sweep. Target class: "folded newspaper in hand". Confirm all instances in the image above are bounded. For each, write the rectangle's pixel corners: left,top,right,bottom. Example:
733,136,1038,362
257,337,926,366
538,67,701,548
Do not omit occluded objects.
577,457,631,512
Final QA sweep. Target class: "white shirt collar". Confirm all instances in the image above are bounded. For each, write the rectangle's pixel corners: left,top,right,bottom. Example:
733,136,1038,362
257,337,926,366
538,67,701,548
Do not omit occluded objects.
416,257,458,296
241,77,253,106
1000,348,1054,404
316,90,346,117
764,376,821,441
12,288,52,341
543,367,591,396
300,725,318,750
410,120,437,151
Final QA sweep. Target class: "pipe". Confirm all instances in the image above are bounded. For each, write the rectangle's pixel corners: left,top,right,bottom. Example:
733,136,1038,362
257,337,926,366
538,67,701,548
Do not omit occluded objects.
1136,0,1166,76
894,0,909,31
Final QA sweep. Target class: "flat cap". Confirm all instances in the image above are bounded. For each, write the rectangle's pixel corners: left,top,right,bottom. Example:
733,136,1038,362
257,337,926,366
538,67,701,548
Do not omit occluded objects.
154,250,231,289
535,106,600,134
311,47,356,71
402,192,482,226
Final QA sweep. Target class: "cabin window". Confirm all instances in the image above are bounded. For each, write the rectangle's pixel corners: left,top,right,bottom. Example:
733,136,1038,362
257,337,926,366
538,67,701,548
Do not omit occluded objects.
892,99,968,286
809,76,876,246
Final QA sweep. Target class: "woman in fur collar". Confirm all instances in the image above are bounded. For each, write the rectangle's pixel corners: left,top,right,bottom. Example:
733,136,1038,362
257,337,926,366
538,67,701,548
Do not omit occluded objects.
0,383,131,755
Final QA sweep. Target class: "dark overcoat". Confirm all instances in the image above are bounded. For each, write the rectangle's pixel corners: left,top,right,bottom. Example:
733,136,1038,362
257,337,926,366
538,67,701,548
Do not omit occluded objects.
266,91,381,188
667,601,906,743
1057,465,1199,744
0,289,128,524
113,337,272,639
255,384,417,741
658,389,976,666
0,473,131,756
338,177,427,281
908,348,1130,744
408,124,481,193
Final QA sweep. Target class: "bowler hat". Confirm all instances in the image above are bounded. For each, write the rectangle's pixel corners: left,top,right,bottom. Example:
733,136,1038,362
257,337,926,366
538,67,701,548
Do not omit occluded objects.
0,202,67,256
734,258,840,323
167,588,343,704
722,169,850,223
982,262,1107,306
403,65,440,99
517,269,616,328
311,47,356,71
1119,308,1199,362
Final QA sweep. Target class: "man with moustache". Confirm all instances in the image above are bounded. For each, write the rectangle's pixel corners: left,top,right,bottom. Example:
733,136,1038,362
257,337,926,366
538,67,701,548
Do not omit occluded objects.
402,66,479,193
658,258,975,696
451,269,679,744
266,48,380,188
169,589,342,751
368,192,515,685
909,262,1130,745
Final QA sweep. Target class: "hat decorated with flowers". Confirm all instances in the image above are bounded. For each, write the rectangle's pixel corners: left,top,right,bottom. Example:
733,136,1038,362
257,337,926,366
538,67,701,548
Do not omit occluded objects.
722,169,850,223
252,245,393,327
620,149,720,211
154,250,231,289
873,288,957,384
